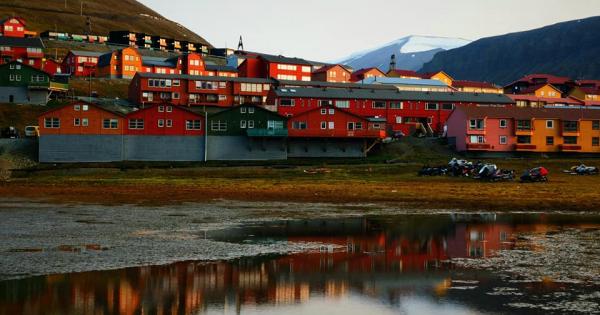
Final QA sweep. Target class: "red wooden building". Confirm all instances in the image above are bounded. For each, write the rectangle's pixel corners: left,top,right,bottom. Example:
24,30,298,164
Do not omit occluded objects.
0,17,28,38
238,52,313,81
269,87,515,135
125,104,204,136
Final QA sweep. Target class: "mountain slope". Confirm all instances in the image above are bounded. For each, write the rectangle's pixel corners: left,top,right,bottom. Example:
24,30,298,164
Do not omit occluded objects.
420,16,600,85
0,0,211,47
338,36,470,71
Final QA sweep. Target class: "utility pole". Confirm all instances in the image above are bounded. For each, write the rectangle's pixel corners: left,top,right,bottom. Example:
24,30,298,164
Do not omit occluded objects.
65,0,67,9
80,1,83,16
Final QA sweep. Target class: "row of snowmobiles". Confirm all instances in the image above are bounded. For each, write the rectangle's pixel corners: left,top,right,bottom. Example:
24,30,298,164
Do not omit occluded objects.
418,158,548,183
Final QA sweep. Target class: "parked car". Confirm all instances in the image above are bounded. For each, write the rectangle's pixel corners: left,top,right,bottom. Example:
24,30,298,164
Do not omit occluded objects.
24,126,39,138
1,126,19,139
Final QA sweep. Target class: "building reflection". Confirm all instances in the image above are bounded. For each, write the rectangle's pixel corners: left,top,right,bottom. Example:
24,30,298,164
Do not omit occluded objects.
1,214,596,315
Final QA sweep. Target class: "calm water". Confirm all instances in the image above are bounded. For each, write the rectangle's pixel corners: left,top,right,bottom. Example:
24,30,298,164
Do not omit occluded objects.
1,201,600,314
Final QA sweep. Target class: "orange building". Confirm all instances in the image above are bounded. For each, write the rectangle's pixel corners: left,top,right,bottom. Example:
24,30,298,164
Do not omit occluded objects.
38,101,128,136
311,64,351,83
96,47,142,79
422,71,453,86
349,67,385,82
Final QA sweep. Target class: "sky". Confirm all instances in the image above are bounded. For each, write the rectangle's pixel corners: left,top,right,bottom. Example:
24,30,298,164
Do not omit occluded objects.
138,0,600,62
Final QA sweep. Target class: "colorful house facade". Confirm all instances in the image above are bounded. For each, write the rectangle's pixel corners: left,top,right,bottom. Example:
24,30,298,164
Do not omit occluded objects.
311,65,351,83
0,61,68,105
61,50,103,77
238,53,313,81
349,68,385,82
96,47,142,79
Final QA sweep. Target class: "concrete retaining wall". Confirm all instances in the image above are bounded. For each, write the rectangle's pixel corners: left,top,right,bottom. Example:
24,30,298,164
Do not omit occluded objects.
39,135,124,163
0,138,38,160
124,136,205,161
288,139,366,158
207,136,287,161
0,87,47,105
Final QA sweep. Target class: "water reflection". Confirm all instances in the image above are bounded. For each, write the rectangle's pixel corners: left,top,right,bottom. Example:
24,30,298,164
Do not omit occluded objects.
1,213,599,315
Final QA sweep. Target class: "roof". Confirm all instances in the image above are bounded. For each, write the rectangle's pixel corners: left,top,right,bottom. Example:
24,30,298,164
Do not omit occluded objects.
258,53,312,66
142,56,176,67
578,86,600,95
312,64,349,74
208,104,286,119
205,64,238,72
453,80,500,90
40,101,134,117
352,67,384,76
577,80,600,88
387,69,422,77
291,104,370,122
521,73,572,85
135,72,273,83
97,52,114,67
518,83,562,95
275,79,397,91
0,17,26,26
454,105,600,120
274,87,515,104
0,36,44,48
420,71,453,80
0,60,50,76
507,94,584,105
361,77,448,87
68,50,104,57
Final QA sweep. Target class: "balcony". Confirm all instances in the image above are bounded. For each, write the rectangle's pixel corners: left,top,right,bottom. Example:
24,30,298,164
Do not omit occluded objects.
561,128,580,136
515,128,533,136
247,128,288,137
515,144,537,151
466,143,491,150
560,144,582,152
289,129,383,139
466,127,485,135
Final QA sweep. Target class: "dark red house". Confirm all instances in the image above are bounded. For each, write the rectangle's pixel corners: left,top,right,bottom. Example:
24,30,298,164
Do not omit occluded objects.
238,52,313,81
125,104,204,136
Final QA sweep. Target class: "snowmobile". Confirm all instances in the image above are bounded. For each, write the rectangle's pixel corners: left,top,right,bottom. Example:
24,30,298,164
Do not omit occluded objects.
520,167,549,183
564,164,599,175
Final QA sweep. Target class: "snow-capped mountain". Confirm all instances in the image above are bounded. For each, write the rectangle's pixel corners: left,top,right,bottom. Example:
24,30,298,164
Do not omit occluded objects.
337,35,471,72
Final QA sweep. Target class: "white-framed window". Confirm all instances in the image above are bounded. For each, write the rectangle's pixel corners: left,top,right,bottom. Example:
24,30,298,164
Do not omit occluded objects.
103,119,118,129
335,100,349,108
81,118,88,127
426,103,439,110
82,105,89,111
218,95,227,101
292,121,307,130
469,135,485,143
158,119,165,127
396,116,402,124
321,108,327,115
390,102,403,109
172,92,180,100
279,99,294,106
44,118,60,128
499,119,507,128
158,105,164,112
372,101,386,109
240,120,247,128
129,119,144,129
247,120,254,128
241,107,247,113
166,119,172,128
348,122,355,130
469,119,484,129
546,120,554,129
328,122,335,129
248,107,255,114
499,136,507,145
320,121,327,129
74,105,81,111
74,118,80,126
302,66,311,73
211,121,227,131
328,109,335,115
185,120,201,130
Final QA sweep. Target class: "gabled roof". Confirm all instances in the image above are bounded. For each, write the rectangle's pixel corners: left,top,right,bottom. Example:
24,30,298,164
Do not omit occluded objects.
0,17,26,26
352,67,385,76
519,83,562,95
68,50,104,57
258,53,312,66
0,60,50,76
420,71,453,80
97,51,114,67
577,80,600,88
129,103,204,117
453,80,500,89
520,73,572,85
0,36,44,48
507,94,584,105
290,103,370,122
312,64,349,74
454,105,600,120
205,64,238,72
361,77,448,87
274,87,515,104
39,101,134,117
142,56,176,67
135,72,272,83
387,69,422,77
579,86,600,95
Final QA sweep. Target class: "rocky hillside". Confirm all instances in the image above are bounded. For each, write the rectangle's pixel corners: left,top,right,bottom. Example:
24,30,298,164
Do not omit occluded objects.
0,0,211,47
420,16,600,85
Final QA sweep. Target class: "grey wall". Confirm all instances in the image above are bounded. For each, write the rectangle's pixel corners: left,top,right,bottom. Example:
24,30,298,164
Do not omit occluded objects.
207,136,287,161
288,139,366,158
39,135,124,163
0,87,48,105
124,136,204,161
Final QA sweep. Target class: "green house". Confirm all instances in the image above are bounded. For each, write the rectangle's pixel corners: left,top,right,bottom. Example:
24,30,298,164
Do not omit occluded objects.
0,61,68,105
206,104,288,160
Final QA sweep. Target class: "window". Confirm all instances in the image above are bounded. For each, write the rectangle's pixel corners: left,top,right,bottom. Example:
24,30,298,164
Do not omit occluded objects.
593,137,600,147
593,120,600,130
82,105,88,111
129,119,144,129
211,121,227,131
301,76,311,81
267,120,284,129
516,120,531,131
319,100,332,107
517,136,531,144
158,119,165,127
328,121,334,129
320,121,327,129
546,136,554,145
329,109,335,115
395,116,402,124
185,120,201,130
302,66,311,73
103,119,118,129
373,101,386,109
390,102,403,109
469,135,485,144
81,118,88,126
442,103,454,110
426,103,439,110
74,105,81,111
247,120,254,128
248,107,255,114
499,119,507,128
74,118,80,126
158,106,164,112
546,120,554,129
563,121,578,132
469,119,484,130
356,122,363,130
166,119,173,127
292,121,307,129
279,99,295,106
321,108,327,115
172,92,180,100
564,136,577,144
173,80,180,86
499,136,507,144
240,120,247,129
241,107,247,114
348,122,356,130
